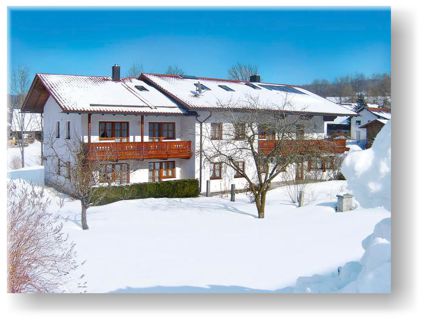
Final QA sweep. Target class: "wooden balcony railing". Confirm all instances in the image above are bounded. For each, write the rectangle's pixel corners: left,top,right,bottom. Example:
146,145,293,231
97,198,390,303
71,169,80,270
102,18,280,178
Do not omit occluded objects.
258,138,349,156
86,141,192,161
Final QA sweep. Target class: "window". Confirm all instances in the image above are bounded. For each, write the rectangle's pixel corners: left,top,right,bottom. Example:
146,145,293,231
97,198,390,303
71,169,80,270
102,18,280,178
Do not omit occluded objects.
218,84,235,92
245,83,261,90
234,161,245,178
259,84,305,95
233,123,246,140
99,163,129,185
66,121,71,139
258,125,275,140
210,162,222,180
296,125,305,139
149,122,176,141
99,122,129,141
148,161,176,182
307,157,335,172
56,121,60,138
135,85,148,91
356,120,361,126
211,123,223,140
194,82,210,91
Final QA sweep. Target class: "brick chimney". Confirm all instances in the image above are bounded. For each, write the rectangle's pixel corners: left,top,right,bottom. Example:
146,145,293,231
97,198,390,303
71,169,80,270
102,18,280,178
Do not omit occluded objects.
112,64,120,81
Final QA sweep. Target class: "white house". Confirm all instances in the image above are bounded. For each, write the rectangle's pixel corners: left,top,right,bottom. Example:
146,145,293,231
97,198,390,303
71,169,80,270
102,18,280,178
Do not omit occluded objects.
350,106,391,146
22,65,356,194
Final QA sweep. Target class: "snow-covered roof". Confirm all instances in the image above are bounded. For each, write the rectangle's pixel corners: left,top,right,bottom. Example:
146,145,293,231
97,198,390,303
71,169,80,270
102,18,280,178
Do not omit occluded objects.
10,110,42,132
142,74,357,116
359,118,388,128
331,116,350,125
367,107,391,120
25,74,186,114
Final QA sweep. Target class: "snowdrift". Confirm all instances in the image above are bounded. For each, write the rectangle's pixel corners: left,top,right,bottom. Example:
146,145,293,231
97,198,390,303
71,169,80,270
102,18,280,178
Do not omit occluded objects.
287,121,391,293
342,120,391,211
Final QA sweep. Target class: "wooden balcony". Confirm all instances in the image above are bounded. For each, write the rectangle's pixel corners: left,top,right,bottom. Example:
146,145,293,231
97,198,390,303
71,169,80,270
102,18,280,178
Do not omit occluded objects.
258,138,349,156
87,141,192,161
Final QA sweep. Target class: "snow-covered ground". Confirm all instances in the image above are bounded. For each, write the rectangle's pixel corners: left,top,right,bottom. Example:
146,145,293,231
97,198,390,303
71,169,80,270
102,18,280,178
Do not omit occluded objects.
7,140,42,170
41,180,390,293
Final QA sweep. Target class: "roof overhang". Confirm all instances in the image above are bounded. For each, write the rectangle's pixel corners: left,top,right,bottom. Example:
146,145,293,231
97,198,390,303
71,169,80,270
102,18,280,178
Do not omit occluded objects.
21,75,53,113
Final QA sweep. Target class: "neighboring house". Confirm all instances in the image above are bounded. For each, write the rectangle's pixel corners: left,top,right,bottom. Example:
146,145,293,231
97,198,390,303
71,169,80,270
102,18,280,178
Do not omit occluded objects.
22,65,356,194
9,109,42,143
359,118,389,148
350,106,391,147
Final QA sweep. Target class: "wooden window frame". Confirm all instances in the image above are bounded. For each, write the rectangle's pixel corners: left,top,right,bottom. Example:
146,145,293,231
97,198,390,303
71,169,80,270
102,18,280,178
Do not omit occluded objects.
56,121,60,139
148,122,176,141
210,123,223,140
258,125,276,140
210,162,222,180
233,123,246,140
234,161,245,178
99,163,130,185
148,161,176,181
66,121,71,139
99,121,130,141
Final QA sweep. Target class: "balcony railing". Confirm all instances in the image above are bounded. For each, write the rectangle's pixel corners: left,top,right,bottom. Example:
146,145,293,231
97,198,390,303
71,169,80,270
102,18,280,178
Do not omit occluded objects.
87,141,192,161
258,138,349,156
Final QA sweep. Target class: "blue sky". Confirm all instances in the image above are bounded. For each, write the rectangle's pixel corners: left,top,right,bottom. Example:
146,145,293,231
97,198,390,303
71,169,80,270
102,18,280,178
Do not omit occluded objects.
8,7,391,85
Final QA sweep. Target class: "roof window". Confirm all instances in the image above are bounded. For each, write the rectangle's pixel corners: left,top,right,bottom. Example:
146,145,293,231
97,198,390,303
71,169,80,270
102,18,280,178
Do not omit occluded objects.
218,84,235,92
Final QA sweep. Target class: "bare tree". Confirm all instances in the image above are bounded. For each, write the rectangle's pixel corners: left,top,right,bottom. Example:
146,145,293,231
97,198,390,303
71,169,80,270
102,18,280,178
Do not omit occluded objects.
126,63,144,78
166,65,185,76
10,66,32,168
199,96,337,218
228,63,259,81
7,180,78,293
45,135,114,230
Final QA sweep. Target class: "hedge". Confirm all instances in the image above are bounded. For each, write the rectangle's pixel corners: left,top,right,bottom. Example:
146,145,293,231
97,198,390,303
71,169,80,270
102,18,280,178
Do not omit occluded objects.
91,179,199,206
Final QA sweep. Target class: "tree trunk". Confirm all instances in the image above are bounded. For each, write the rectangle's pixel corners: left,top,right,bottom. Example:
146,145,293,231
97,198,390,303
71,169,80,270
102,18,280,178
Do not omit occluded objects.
20,147,25,168
255,190,267,219
81,201,89,230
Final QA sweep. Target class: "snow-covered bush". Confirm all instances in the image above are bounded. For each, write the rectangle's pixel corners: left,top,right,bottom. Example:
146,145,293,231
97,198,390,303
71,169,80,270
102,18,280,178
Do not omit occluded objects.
7,180,78,293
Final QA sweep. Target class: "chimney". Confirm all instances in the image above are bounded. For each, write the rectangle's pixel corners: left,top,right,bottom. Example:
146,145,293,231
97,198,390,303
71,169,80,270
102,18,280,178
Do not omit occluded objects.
249,74,260,83
112,64,120,81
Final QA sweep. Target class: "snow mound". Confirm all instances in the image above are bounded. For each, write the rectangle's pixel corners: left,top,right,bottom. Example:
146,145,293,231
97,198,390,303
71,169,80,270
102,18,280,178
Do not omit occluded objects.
285,122,391,293
342,120,391,211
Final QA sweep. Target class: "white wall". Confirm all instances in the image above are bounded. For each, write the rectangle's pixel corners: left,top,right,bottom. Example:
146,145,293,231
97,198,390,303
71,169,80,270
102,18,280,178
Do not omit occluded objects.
193,111,329,194
350,109,377,142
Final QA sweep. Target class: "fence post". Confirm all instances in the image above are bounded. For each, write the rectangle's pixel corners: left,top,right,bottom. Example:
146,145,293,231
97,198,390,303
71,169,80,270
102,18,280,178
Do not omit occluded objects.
206,180,210,197
230,184,235,202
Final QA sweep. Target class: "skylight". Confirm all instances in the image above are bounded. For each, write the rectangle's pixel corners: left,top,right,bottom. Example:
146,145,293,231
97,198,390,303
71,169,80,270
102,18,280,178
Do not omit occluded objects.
245,83,261,90
259,84,305,94
218,84,235,92
135,85,149,91
194,83,211,91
